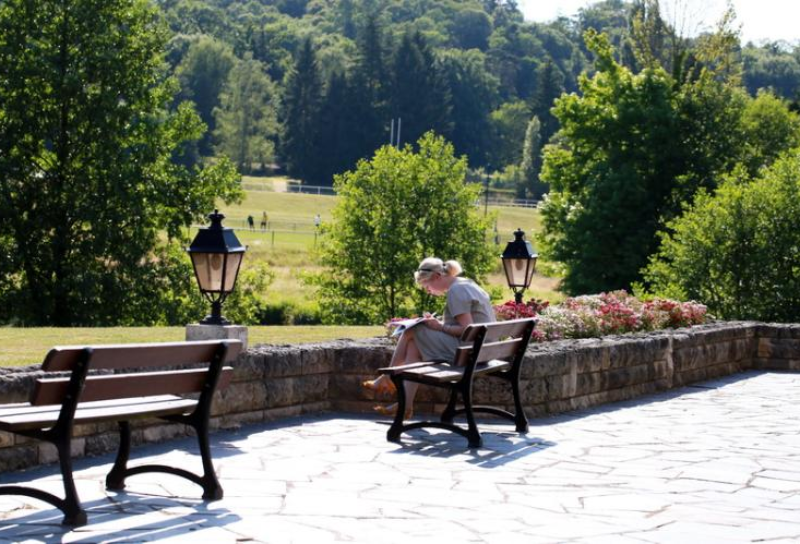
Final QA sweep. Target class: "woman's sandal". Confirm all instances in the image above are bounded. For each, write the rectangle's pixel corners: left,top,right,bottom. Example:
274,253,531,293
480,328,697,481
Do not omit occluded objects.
362,377,396,396
373,403,413,420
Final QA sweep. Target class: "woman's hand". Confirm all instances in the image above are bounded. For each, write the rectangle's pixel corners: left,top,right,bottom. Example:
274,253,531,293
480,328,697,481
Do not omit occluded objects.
421,313,444,331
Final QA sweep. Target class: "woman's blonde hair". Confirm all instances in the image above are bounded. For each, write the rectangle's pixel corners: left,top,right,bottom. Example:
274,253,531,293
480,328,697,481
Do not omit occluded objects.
414,257,463,284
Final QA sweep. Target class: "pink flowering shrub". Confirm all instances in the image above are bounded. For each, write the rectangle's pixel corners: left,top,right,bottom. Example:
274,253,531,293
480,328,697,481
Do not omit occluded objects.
493,291,708,342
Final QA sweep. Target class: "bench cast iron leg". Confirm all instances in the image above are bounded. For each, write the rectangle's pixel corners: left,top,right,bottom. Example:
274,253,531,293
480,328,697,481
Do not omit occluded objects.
106,421,131,490
510,374,529,433
57,439,87,526
460,384,482,448
386,376,406,443
195,419,223,500
441,389,458,424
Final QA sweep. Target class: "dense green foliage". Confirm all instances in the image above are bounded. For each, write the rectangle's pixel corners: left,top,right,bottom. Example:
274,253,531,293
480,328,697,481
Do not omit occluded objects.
156,0,800,195
314,133,495,324
0,0,241,325
644,152,800,322
214,54,279,173
541,30,800,296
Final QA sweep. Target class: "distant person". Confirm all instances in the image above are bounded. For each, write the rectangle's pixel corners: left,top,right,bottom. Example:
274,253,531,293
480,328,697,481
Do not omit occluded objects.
247,215,255,231
314,213,321,229
260,211,268,231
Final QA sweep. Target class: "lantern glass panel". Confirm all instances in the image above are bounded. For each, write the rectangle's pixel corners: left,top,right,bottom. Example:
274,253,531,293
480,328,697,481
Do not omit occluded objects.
502,258,527,287
191,252,226,292
223,252,243,291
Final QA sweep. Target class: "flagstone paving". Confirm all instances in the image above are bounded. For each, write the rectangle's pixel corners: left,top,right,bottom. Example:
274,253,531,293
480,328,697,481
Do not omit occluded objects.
1,370,799,543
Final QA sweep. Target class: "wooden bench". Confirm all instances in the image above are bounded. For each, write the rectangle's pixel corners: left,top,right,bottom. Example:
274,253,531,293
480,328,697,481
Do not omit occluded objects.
0,339,241,526
380,318,536,448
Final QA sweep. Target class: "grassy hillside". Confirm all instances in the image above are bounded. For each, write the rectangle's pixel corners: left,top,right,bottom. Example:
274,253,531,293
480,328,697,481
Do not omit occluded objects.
211,178,561,318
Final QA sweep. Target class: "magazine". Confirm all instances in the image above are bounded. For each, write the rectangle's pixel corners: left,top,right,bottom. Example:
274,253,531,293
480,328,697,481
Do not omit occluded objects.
388,316,433,337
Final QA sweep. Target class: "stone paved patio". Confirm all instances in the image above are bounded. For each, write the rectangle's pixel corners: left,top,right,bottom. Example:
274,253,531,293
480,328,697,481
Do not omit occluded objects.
0,370,799,543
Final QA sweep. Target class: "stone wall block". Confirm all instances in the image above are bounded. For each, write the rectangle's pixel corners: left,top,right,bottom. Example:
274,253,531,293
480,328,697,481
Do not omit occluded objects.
608,341,653,369
576,372,606,396
545,374,575,400
672,346,704,372
572,345,610,373
301,347,332,375
675,367,708,386
85,432,120,457
263,377,296,408
757,324,800,340
260,349,303,378
142,424,188,444
520,378,548,404
214,381,267,415
758,359,800,371
334,343,392,374
733,338,755,364
218,410,267,430
38,438,85,465
262,375,328,408
300,374,329,403
763,340,800,360
0,445,38,473
473,378,513,405
527,352,568,378
231,351,266,382
757,338,774,359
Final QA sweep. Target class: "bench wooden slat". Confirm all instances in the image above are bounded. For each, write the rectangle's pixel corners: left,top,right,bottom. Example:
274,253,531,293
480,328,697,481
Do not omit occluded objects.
31,367,233,406
42,340,242,371
400,360,511,383
0,395,198,432
454,337,525,366
460,318,534,343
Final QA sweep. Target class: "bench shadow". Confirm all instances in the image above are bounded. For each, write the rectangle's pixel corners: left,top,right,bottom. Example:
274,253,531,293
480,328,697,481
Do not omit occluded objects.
0,492,241,542
383,422,556,468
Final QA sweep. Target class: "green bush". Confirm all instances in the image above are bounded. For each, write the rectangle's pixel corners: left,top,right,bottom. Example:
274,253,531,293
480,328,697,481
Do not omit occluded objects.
644,151,800,322
314,132,496,324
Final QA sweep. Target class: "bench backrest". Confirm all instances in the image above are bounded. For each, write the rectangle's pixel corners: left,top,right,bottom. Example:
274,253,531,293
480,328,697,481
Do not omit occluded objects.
31,340,242,406
454,318,536,367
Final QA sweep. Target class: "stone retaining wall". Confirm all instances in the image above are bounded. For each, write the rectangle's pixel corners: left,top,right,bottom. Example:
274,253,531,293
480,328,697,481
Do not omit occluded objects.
0,321,798,472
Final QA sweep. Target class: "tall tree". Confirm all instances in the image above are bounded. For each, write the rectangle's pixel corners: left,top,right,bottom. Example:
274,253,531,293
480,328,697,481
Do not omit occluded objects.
529,59,565,146
541,30,746,294
0,0,241,325
519,116,544,199
281,38,323,183
388,32,452,147
441,49,500,169
214,55,279,174
175,36,236,155
315,72,355,185
348,13,388,161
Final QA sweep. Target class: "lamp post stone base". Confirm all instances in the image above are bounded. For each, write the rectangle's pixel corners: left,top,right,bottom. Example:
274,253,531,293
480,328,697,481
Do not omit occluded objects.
186,324,248,351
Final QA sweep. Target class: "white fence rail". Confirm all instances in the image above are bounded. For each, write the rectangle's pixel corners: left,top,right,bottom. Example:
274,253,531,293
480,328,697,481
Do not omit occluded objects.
242,182,540,208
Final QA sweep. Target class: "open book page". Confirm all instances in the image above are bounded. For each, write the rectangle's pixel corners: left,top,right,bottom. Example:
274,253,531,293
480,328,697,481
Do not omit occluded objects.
388,317,428,337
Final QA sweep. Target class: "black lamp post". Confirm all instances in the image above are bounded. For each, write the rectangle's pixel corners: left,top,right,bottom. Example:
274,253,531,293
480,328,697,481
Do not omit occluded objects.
501,228,538,304
187,210,246,325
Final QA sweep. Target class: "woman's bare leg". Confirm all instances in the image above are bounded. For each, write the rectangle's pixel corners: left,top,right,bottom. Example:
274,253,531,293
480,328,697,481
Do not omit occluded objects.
402,338,423,408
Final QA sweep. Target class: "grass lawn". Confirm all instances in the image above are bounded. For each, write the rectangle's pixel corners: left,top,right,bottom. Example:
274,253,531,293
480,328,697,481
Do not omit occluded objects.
211,177,561,310
0,326,383,368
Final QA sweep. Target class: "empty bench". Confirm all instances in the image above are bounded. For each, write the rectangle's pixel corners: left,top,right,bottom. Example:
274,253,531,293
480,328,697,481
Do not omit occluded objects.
0,339,241,526
379,318,536,447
